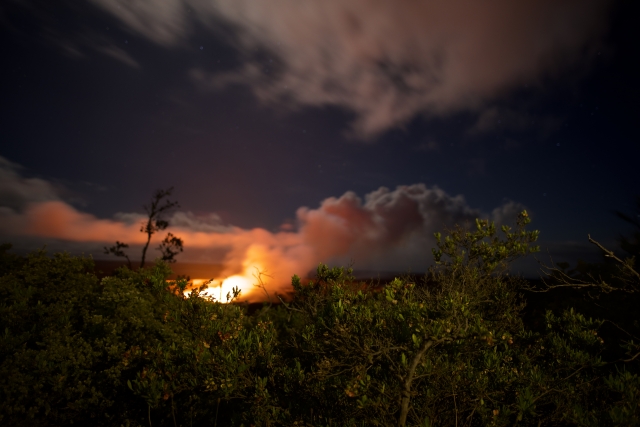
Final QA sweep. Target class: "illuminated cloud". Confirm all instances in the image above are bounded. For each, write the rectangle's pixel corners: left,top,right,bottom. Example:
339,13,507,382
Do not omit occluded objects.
0,158,534,301
90,0,613,140
295,184,528,271
168,211,234,233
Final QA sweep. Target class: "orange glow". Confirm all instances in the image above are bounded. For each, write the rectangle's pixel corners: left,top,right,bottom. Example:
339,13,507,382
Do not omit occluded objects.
184,264,266,303
6,201,314,304
9,186,454,305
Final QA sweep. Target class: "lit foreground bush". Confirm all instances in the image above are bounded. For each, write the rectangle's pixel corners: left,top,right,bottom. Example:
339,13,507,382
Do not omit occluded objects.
1,211,639,426
0,246,279,426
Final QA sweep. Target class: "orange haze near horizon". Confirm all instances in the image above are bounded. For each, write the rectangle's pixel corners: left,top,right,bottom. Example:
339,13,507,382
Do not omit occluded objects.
0,185,529,303
5,201,319,303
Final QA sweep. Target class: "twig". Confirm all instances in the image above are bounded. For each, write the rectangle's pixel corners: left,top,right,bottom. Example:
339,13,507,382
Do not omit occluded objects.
276,294,306,313
588,234,640,281
398,337,445,426
621,350,640,363
527,237,640,295
465,405,477,427
603,319,640,341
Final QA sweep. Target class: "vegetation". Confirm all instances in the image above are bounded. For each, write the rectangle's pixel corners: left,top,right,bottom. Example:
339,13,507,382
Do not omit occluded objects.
1,205,639,426
104,187,184,269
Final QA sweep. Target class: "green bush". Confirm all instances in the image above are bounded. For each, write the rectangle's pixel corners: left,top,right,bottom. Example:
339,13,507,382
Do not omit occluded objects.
0,248,279,426
257,212,618,426
1,209,638,426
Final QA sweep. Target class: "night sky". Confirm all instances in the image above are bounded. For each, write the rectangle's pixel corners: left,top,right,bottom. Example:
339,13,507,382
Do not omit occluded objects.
1,0,638,301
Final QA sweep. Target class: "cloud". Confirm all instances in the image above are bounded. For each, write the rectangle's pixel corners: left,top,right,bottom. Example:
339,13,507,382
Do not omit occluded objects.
0,156,60,212
295,184,528,271
90,0,613,141
88,0,188,46
96,45,141,69
0,158,536,301
0,201,146,246
1,1,143,70
168,211,234,233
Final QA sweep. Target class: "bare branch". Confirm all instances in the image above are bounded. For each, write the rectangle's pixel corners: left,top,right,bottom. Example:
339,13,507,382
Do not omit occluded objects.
588,234,640,282
621,351,640,363
276,294,306,314
252,267,274,308
399,337,445,426
602,319,640,342
527,238,639,295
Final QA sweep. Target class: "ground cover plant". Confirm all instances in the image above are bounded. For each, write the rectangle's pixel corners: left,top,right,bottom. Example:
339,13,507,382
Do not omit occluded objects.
0,209,639,426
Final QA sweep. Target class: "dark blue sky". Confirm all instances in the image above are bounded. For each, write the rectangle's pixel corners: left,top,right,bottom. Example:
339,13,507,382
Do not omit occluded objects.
1,0,638,292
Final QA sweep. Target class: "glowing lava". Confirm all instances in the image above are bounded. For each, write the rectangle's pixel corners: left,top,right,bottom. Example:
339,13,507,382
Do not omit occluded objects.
184,265,266,303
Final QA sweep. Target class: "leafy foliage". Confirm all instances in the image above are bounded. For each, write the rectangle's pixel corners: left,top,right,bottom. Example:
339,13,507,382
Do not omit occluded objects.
1,209,639,426
258,211,617,426
0,249,278,426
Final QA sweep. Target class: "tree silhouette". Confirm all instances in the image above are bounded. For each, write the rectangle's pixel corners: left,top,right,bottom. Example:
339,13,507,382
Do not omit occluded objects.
104,187,183,268
103,240,132,269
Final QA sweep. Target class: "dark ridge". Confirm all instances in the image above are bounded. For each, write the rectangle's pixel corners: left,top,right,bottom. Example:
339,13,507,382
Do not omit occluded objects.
91,259,225,279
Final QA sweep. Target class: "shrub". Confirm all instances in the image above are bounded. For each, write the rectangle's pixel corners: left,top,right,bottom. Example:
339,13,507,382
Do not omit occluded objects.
255,212,625,426
2,209,639,426
0,249,279,426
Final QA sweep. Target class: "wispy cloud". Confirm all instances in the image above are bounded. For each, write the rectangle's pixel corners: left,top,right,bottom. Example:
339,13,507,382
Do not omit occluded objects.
96,44,141,69
9,0,614,141
89,0,612,141
88,0,188,46
0,156,60,212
